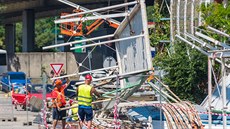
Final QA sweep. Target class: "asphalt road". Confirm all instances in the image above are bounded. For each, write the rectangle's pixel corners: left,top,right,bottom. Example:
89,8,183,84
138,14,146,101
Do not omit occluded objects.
0,91,40,129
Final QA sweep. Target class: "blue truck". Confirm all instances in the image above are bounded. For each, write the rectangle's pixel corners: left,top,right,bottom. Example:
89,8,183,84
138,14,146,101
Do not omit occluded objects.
0,72,31,92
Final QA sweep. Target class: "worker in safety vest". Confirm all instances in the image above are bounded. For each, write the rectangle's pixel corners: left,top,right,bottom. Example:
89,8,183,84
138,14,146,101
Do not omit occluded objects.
67,99,79,122
76,74,101,129
51,78,70,129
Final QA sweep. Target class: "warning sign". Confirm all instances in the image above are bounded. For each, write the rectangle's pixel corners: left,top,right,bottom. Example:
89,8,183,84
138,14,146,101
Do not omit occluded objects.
50,63,64,75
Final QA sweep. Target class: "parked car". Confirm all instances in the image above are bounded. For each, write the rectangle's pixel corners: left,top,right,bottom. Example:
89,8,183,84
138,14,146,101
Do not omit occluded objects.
11,84,54,110
1,72,31,92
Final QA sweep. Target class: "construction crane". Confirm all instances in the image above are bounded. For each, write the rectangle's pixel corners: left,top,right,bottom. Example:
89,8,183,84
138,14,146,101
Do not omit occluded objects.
60,9,119,37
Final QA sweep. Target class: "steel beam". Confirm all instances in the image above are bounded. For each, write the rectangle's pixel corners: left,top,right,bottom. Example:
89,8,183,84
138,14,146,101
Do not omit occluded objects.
176,35,210,56
70,34,144,50
58,0,80,8
55,12,128,24
207,26,230,38
221,58,227,129
185,32,217,50
195,32,230,49
61,1,138,19
43,34,114,50
51,65,118,80
191,0,194,34
183,0,187,38
74,69,149,86
176,0,180,35
208,57,212,129
58,0,121,25
170,0,174,43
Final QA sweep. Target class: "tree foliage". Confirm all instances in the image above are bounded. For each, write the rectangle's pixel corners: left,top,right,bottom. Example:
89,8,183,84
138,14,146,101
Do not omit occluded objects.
0,17,55,51
147,3,170,51
0,4,6,49
34,17,55,51
0,5,6,12
0,26,4,49
149,2,230,104
153,43,208,103
147,2,211,104
199,3,230,43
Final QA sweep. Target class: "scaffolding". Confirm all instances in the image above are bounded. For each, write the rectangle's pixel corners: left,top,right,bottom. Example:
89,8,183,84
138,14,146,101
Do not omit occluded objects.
172,0,229,128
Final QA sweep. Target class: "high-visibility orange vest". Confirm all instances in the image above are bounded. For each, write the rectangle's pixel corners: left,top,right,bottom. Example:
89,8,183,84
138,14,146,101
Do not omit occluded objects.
52,86,66,107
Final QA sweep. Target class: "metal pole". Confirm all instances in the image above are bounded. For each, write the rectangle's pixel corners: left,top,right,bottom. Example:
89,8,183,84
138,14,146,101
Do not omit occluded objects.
221,58,226,129
61,1,137,18
51,66,118,80
25,74,28,125
114,71,119,129
159,70,162,129
207,26,230,38
175,35,211,56
8,75,14,120
42,71,47,128
176,0,180,35
195,32,230,49
88,50,92,71
58,0,120,25
70,34,144,50
191,0,194,35
55,13,128,24
43,34,114,50
170,0,174,43
183,0,187,38
208,57,212,129
74,69,150,86
185,32,217,50
198,0,202,26
55,17,58,52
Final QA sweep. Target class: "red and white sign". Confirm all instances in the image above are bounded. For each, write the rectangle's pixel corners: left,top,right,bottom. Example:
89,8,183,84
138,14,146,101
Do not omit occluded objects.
50,63,64,75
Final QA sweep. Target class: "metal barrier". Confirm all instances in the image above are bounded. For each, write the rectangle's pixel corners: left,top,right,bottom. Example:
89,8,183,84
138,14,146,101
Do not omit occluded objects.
0,80,16,123
0,96,16,122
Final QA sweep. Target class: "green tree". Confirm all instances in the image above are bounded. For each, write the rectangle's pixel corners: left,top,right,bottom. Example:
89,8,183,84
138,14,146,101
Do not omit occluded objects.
199,3,230,43
148,2,210,103
15,17,55,52
35,17,55,51
0,25,4,49
153,42,208,103
0,17,55,51
147,3,170,52
149,1,230,104
0,4,6,49
0,4,6,12
15,23,22,52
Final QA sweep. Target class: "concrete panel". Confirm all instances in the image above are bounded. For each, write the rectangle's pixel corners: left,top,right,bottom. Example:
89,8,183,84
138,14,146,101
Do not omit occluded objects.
29,53,42,78
41,53,55,76
53,52,67,73
8,54,20,72
13,53,29,75
8,52,79,78
66,53,78,75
